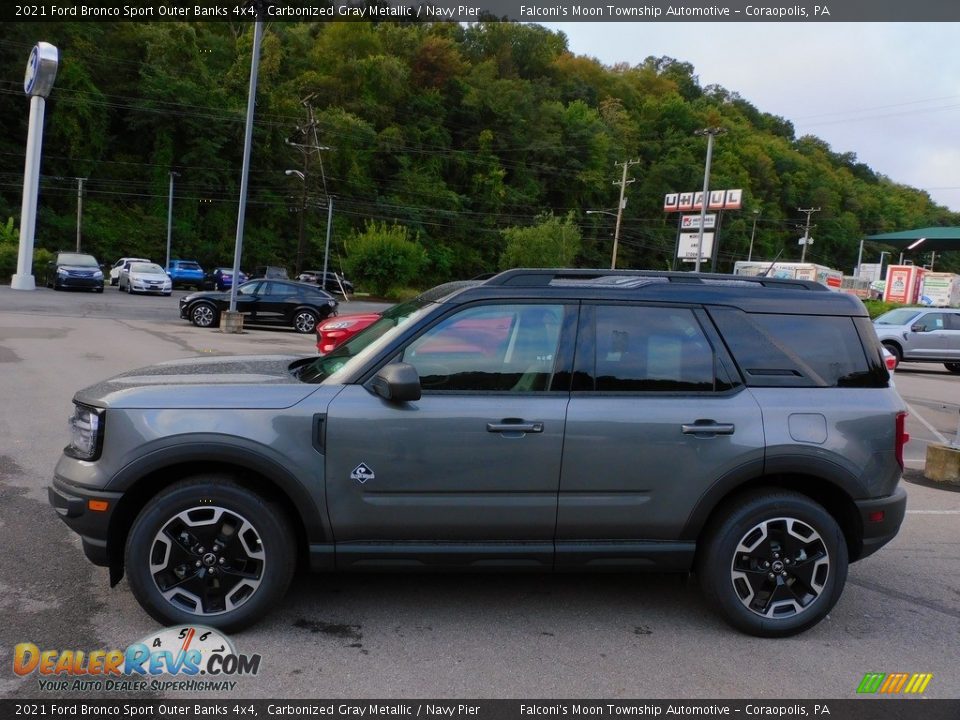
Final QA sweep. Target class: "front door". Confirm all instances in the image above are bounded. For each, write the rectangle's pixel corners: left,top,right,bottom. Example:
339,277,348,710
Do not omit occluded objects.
324,302,574,568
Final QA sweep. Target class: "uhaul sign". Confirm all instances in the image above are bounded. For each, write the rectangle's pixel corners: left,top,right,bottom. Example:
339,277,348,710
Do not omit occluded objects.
664,189,742,212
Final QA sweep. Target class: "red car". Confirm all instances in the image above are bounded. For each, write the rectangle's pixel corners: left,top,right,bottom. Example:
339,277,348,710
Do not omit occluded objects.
316,312,381,354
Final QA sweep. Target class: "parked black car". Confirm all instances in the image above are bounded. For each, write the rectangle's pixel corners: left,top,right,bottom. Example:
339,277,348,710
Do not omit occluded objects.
298,269,354,295
46,251,105,292
179,279,338,333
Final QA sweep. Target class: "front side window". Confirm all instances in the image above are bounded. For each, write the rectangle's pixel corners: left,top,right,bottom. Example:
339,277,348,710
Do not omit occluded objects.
401,304,564,392
592,306,715,392
915,313,946,332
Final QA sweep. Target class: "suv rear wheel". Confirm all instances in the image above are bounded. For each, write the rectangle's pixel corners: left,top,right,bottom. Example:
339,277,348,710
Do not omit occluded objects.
944,362,960,374
125,478,295,632
697,489,848,638
292,308,319,334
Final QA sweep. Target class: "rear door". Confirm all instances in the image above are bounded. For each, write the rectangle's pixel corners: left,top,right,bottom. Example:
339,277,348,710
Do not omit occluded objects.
324,301,576,567
556,303,764,567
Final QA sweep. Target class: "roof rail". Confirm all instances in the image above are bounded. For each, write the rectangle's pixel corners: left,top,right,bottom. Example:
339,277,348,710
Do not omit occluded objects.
485,268,829,291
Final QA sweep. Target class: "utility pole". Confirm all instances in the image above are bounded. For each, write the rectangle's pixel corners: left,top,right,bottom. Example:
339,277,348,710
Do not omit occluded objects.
75,177,85,252
611,159,639,269
693,127,725,273
287,95,331,278
798,207,820,263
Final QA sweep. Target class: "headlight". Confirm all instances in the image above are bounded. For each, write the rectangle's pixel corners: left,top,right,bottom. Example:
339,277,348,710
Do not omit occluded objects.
325,320,358,330
93,270,104,279
66,403,104,461
57,268,68,277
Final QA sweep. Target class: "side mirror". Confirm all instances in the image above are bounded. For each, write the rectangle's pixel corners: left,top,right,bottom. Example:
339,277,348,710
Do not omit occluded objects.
370,362,421,403
910,324,926,333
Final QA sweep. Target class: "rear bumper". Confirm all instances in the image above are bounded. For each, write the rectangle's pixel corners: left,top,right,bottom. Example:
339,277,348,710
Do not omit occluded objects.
48,478,122,567
854,485,907,560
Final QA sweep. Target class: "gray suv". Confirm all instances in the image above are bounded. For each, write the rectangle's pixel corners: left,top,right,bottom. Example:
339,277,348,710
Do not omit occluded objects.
873,306,960,373
49,270,908,637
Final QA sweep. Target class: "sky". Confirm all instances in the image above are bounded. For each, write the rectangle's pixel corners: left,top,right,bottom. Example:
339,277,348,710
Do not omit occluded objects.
544,22,960,212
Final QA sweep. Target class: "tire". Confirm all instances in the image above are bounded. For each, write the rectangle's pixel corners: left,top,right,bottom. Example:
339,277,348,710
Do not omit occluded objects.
190,302,219,328
292,308,319,334
95,286,103,293
124,477,296,632
696,489,848,638
882,342,902,367
944,362,960,374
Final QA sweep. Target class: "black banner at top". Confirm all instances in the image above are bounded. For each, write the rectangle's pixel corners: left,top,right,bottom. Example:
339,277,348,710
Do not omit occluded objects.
3,0,960,23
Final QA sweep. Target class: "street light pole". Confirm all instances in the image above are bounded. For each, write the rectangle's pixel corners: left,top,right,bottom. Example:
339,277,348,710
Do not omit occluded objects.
586,209,620,268
165,171,178,271
322,196,334,295
747,209,760,262
693,127,725,273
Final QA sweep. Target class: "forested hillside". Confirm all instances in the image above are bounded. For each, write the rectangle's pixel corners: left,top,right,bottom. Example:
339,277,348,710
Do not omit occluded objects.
1,21,957,287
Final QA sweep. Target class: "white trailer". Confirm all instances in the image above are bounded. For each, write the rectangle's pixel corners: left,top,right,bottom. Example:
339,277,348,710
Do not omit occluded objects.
733,261,844,290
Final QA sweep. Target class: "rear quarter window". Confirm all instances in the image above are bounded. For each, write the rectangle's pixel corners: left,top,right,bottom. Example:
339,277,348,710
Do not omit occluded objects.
709,307,885,388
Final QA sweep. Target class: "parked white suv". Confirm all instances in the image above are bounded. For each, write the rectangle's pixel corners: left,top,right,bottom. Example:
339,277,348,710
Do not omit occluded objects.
109,257,150,286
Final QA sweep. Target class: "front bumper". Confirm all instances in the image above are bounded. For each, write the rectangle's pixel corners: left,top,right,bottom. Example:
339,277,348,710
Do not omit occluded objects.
49,477,123,567
58,275,103,289
854,485,908,560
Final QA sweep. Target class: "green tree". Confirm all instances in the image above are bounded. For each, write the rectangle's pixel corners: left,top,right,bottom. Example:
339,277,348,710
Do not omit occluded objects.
499,213,582,269
343,221,427,296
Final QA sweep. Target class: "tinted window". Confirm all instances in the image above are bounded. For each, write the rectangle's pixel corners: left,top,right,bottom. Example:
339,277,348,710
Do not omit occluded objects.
592,306,715,392
401,304,563,392
58,253,99,267
265,282,298,298
712,308,877,388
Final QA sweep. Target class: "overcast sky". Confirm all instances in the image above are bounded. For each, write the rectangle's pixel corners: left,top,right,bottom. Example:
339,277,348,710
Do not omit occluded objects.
544,22,960,212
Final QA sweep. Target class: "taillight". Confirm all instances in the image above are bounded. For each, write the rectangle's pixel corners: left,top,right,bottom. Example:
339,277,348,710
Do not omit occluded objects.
895,412,909,469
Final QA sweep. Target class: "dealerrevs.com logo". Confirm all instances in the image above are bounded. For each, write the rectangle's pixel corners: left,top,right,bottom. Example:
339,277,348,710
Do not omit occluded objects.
856,672,933,695
13,626,260,693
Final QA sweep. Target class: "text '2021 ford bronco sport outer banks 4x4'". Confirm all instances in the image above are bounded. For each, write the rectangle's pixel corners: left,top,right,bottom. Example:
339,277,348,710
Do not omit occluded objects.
50,269,908,637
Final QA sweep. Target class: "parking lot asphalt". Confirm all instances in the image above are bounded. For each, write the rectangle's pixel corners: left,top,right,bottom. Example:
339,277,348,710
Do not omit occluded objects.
1,285,958,700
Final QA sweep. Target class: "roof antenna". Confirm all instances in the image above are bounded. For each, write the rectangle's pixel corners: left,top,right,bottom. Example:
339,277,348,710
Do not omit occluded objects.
759,249,785,278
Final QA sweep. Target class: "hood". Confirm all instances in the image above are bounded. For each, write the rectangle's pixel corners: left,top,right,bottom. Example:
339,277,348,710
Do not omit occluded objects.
59,265,101,273
75,355,320,409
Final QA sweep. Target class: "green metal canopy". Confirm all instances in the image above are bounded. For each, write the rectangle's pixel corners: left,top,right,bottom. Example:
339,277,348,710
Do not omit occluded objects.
864,227,960,252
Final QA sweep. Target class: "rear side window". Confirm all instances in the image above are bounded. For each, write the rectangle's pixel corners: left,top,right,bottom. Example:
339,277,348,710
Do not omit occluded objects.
710,308,883,388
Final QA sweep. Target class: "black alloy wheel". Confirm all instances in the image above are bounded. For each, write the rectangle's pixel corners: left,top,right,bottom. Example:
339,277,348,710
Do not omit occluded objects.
697,489,848,637
125,478,295,631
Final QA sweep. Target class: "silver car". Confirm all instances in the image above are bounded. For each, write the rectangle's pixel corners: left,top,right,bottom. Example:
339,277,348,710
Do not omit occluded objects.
874,306,960,373
118,262,173,296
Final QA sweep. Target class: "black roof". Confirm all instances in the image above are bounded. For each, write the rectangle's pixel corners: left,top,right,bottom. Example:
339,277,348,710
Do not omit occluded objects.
437,269,867,316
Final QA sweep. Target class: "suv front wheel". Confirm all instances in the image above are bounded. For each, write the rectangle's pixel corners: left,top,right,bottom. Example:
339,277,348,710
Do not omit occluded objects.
124,478,296,632
697,489,848,638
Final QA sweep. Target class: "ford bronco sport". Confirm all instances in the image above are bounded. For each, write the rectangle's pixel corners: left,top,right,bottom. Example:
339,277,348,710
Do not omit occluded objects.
50,269,908,637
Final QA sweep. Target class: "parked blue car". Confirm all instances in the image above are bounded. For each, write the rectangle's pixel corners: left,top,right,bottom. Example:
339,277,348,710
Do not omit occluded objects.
166,259,205,289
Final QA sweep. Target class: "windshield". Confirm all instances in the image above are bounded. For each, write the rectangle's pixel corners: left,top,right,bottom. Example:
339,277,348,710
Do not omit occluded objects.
131,263,166,275
875,308,922,326
298,298,433,384
59,253,99,267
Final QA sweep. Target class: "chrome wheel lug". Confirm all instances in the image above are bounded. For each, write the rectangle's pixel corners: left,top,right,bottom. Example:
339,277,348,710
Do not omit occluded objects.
195,560,202,567
763,561,770,568
768,572,775,580
219,557,225,564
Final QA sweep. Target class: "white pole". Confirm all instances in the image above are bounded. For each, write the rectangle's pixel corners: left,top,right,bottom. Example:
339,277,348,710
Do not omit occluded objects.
322,196,333,292
12,96,46,291
694,132,715,273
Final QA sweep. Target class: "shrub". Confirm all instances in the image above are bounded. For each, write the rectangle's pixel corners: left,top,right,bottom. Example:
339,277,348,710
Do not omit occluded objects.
343,221,427,297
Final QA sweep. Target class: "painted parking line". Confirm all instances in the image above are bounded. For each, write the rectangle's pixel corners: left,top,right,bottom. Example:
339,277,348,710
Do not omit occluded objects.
905,402,948,444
